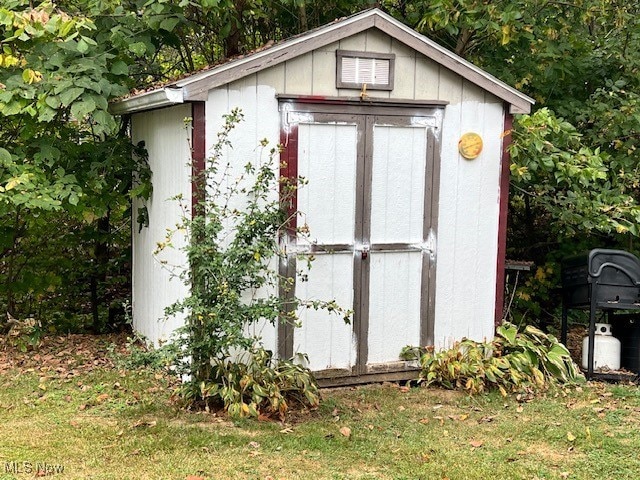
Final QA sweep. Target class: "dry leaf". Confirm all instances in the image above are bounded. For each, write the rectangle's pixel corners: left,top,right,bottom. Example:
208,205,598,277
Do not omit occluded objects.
339,426,352,438
96,393,109,403
399,386,410,393
132,419,157,428
567,432,576,442
516,405,524,413
470,440,483,448
458,414,469,421
248,441,260,449
279,427,293,434
185,476,205,480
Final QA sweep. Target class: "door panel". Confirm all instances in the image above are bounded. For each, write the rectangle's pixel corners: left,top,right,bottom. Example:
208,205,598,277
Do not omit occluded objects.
366,251,422,365
294,254,355,371
370,125,427,244
298,123,358,245
294,121,358,372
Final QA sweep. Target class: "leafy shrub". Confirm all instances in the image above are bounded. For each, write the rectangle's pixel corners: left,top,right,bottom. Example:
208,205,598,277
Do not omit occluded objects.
176,347,319,419
160,110,346,418
407,322,582,395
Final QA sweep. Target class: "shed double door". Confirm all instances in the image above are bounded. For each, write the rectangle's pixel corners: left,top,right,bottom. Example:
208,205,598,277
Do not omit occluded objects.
280,102,441,380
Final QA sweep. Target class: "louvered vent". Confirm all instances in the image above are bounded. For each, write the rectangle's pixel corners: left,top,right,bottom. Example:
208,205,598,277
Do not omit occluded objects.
336,50,395,91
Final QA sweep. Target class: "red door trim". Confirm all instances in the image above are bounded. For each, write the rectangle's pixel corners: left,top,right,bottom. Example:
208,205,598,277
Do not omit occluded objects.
191,102,206,218
495,111,513,327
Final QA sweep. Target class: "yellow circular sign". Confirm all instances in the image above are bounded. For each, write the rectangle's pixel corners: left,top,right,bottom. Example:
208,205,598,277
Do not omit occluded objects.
458,132,483,160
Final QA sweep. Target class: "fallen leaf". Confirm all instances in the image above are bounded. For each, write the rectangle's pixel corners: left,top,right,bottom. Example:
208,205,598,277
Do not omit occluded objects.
279,427,293,434
458,414,469,421
132,419,157,428
567,432,576,442
339,426,352,438
185,476,205,480
516,405,524,413
248,441,260,449
399,386,410,393
96,393,109,403
470,440,483,448
419,418,430,424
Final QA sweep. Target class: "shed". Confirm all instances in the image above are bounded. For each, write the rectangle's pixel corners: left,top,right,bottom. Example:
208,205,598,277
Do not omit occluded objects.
112,8,534,384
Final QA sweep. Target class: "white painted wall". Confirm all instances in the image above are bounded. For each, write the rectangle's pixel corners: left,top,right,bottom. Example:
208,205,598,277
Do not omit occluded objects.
131,104,192,346
433,81,505,348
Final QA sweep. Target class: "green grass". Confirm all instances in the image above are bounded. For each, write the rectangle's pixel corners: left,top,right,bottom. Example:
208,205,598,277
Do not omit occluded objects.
1,339,640,479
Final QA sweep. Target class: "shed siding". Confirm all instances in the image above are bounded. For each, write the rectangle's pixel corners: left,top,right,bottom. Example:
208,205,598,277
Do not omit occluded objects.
202,29,505,355
433,80,503,348
131,104,192,345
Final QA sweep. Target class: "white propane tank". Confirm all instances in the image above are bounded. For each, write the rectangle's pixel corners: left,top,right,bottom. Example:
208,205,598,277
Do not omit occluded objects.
582,323,621,370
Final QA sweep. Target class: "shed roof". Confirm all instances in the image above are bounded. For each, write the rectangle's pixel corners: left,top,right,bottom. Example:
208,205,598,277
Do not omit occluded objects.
111,8,534,115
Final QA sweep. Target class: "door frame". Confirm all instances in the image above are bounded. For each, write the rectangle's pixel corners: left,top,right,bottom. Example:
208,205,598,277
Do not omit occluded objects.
277,96,444,382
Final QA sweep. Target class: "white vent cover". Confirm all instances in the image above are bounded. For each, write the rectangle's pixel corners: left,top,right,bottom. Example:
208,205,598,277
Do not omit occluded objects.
336,50,395,91
341,57,390,86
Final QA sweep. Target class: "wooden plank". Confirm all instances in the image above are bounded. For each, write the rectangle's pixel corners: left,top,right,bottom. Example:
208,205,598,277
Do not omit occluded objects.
390,47,416,100
312,49,339,97
257,63,285,91
365,28,392,52
284,54,313,95
316,369,419,387
414,56,440,100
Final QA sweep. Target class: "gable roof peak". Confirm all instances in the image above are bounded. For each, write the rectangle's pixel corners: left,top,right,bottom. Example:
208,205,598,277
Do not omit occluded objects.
111,8,533,115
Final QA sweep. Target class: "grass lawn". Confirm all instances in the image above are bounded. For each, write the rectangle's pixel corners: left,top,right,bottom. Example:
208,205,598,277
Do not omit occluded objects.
1,334,640,479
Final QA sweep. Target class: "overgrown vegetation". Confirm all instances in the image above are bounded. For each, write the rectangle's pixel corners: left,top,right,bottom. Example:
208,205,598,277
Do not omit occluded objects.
404,323,582,395
159,110,346,418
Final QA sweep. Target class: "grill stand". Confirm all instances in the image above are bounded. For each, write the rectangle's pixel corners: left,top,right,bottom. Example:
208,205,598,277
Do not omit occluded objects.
561,249,640,381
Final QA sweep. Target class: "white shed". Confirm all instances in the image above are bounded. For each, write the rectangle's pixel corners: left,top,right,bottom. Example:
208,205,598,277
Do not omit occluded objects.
112,8,534,384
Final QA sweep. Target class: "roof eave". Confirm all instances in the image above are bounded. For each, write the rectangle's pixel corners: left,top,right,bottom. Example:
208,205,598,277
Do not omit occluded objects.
109,87,185,115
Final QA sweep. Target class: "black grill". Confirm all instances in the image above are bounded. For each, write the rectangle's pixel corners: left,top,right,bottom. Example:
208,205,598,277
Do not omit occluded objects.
561,249,640,379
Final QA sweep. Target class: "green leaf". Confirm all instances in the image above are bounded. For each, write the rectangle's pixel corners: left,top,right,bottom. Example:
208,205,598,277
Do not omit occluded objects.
70,97,96,119
59,87,84,106
77,38,90,54
128,42,147,56
159,17,180,32
110,60,129,76
0,148,12,166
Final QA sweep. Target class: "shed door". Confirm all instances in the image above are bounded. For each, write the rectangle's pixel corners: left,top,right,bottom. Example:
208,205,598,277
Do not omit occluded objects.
280,103,441,379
